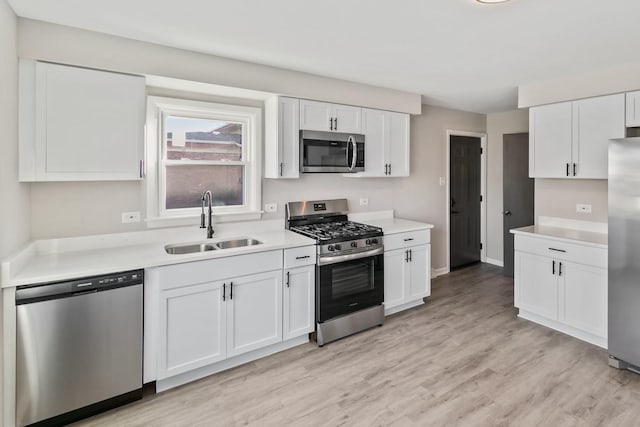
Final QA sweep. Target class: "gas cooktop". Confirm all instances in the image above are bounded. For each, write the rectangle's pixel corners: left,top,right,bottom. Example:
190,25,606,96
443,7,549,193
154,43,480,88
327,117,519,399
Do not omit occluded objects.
290,220,382,243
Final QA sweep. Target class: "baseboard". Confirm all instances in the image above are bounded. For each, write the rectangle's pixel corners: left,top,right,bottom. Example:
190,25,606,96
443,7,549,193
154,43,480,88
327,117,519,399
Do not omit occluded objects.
518,310,607,349
485,258,504,267
385,299,424,316
431,267,449,278
156,335,309,392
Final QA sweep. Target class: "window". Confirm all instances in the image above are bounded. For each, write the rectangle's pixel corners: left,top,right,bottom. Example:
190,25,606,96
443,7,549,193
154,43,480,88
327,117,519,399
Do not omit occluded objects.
146,97,261,226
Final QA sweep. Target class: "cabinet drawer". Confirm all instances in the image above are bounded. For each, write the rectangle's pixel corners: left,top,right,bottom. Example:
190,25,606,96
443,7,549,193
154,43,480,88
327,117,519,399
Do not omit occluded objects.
514,234,606,269
157,250,283,290
384,230,430,251
284,245,316,268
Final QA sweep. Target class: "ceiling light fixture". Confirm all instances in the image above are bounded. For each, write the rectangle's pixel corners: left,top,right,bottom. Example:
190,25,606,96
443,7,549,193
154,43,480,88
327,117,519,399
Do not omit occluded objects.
476,0,511,3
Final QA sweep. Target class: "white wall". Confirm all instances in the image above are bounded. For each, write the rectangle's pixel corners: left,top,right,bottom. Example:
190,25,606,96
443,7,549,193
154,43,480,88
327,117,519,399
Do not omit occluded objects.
486,109,529,264
0,0,30,420
535,179,608,224
518,61,640,108
18,19,421,114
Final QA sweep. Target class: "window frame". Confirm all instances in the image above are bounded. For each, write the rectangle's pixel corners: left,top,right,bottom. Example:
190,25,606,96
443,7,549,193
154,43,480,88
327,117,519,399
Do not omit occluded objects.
145,96,262,227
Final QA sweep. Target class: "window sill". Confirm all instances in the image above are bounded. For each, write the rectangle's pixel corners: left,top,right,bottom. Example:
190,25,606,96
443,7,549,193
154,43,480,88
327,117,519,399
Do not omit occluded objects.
146,211,263,229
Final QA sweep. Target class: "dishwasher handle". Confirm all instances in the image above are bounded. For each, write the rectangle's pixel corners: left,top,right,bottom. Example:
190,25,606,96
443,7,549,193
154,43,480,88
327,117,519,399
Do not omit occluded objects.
16,270,144,305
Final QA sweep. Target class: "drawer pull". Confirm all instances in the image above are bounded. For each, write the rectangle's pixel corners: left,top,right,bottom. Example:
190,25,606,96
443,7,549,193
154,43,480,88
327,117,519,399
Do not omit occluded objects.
295,255,311,260
548,248,567,253
404,238,414,242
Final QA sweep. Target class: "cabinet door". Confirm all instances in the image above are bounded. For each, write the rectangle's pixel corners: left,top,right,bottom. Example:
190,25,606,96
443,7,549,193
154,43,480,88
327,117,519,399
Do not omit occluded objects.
573,94,625,179
283,265,315,340
360,109,388,176
333,104,362,133
626,91,640,127
529,102,573,178
407,245,430,300
264,97,299,179
34,62,145,181
227,271,283,357
515,252,559,320
384,249,408,310
387,112,410,177
158,281,227,379
560,261,607,337
299,99,333,132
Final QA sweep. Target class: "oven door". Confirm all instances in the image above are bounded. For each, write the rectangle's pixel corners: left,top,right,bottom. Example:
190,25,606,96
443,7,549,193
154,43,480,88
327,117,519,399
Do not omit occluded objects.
300,130,365,173
317,251,384,322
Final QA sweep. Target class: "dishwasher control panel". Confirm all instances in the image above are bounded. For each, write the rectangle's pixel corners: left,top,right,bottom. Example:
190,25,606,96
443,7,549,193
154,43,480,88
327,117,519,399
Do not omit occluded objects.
16,270,144,305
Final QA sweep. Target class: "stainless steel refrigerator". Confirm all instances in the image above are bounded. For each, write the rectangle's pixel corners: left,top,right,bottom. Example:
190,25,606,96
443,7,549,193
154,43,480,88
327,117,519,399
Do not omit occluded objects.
609,137,640,370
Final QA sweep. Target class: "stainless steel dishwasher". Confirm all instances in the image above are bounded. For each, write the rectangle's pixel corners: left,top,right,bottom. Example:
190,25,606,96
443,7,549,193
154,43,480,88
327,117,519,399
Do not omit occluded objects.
16,270,143,427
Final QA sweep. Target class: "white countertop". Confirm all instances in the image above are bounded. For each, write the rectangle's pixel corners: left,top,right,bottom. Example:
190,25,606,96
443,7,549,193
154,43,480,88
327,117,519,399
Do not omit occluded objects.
510,225,608,248
1,221,315,288
349,210,434,234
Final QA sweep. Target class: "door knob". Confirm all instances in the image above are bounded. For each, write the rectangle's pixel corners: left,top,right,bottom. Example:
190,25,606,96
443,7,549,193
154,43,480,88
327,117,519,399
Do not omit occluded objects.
504,210,512,216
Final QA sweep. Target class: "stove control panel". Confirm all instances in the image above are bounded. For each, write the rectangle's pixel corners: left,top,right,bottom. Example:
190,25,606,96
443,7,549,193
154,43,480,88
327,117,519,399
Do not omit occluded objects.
319,237,384,256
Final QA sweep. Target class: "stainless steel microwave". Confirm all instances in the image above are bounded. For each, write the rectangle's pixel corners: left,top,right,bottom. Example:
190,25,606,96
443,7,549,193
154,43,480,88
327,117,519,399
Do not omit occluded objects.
300,130,365,173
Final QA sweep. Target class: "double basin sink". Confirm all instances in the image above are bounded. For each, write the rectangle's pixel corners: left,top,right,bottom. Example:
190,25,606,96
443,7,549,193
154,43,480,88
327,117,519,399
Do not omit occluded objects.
165,238,263,255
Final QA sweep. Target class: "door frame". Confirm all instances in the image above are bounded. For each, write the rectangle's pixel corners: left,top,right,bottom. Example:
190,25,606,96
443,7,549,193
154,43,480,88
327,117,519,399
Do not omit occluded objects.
446,130,487,272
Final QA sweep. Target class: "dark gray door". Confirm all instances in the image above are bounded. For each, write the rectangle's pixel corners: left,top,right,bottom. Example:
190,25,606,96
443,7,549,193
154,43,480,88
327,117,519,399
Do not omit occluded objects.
450,135,481,270
503,133,534,277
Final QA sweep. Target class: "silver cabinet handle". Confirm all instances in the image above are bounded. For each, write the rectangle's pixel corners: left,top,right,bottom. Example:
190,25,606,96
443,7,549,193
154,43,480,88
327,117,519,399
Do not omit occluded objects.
404,238,414,242
388,164,391,175
286,271,290,287
405,250,409,262
548,248,566,253
334,117,337,131
295,255,310,260
230,282,233,300
566,163,570,177
223,283,226,301
573,163,577,176
552,261,555,275
330,117,334,131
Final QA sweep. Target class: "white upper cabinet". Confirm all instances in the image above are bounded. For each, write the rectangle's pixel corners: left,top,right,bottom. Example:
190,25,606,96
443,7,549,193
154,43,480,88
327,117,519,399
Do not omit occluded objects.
529,94,624,179
299,99,362,133
264,96,300,179
529,101,573,178
626,90,640,127
572,94,625,179
352,109,410,177
19,60,146,182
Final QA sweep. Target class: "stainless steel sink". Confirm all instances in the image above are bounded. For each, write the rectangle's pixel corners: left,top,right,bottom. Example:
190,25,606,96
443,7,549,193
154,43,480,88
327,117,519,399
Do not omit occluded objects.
165,238,263,255
215,238,263,249
165,242,218,255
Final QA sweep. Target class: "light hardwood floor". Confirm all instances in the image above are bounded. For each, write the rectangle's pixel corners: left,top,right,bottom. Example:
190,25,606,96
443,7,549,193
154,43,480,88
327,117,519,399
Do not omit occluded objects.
74,264,640,426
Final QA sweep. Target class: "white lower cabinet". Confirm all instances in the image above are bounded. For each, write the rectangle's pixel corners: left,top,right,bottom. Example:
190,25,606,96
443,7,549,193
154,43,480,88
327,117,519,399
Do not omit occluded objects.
152,248,315,387
383,229,431,315
283,265,315,340
159,281,227,379
227,271,283,357
514,234,607,347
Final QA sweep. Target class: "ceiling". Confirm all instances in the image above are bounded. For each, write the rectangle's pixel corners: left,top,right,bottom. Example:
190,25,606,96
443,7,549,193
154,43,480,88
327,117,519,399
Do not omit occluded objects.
8,0,640,113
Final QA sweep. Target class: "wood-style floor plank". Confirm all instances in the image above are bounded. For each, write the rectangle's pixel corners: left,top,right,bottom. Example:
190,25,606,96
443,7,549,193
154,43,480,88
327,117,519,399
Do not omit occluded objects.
73,264,640,426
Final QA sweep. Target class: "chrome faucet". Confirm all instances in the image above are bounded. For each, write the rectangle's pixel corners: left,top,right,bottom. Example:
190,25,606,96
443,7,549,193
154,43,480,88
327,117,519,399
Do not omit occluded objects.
200,191,214,238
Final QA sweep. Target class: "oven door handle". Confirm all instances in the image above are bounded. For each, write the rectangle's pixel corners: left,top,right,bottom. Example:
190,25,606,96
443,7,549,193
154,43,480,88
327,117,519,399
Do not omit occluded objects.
318,247,384,266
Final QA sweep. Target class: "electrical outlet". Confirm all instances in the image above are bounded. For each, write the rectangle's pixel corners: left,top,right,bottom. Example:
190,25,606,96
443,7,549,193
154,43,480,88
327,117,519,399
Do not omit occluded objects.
576,204,592,214
122,211,141,223
359,198,369,206
264,203,277,213
439,177,446,186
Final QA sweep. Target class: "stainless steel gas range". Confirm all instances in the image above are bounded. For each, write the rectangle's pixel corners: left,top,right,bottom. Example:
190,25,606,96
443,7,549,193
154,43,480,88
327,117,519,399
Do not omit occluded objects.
286,199,384,346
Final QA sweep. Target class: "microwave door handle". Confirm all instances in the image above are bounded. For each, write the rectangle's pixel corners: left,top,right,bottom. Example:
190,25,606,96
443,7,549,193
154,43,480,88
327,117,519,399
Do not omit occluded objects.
348,136,357,171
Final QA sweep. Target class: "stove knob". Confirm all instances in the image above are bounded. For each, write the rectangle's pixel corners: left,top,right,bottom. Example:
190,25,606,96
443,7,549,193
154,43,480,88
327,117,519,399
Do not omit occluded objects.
371,238,379,245
365,239,371,245
334,244,342,251
351,242,358,248
328,245,335,252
